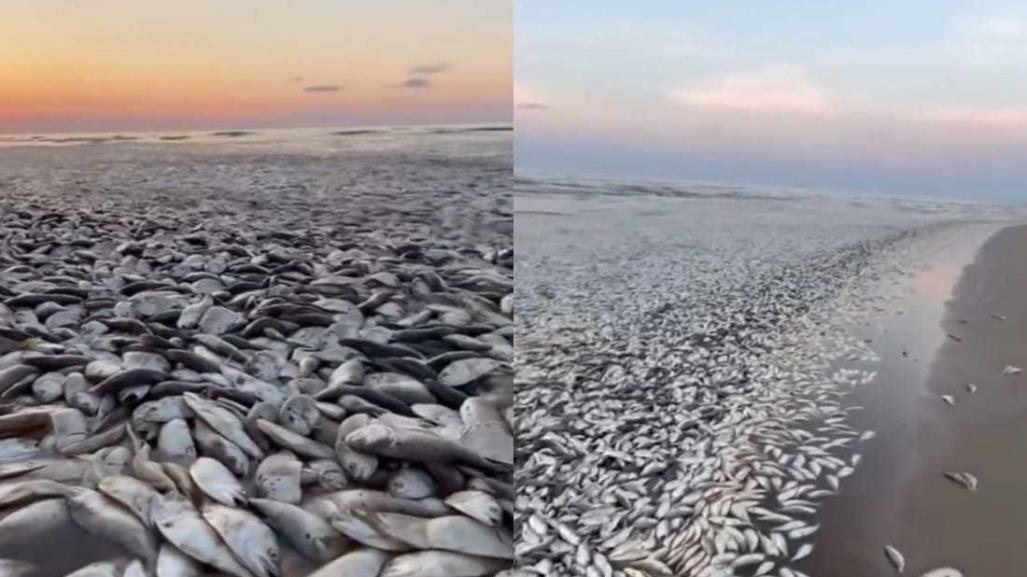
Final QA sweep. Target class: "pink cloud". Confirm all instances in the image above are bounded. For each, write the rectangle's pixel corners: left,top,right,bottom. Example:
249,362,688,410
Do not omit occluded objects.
669,67,835,115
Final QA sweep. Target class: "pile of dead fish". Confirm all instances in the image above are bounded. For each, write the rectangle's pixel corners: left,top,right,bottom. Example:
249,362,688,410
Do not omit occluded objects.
514,221,942,577
0,205,513,577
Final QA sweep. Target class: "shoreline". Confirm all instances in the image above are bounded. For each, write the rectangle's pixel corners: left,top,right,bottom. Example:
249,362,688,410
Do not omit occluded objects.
803,223,1027,576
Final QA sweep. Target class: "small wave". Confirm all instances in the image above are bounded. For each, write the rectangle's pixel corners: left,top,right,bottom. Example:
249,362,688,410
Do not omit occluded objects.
331,129,382,136
429,126,513,134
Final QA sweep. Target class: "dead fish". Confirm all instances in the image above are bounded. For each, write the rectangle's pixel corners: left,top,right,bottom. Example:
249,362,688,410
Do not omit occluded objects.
919,569,963,577
305,548,390,577
32,372,64,403
158,418,197,461
90,368,165,395
411,404,464,428
1003,365,1022,375
88,446,133,481
380,550,509,577
183,392,263,459
48,408,90,452
278,395,320,437
0,365,39,396
60,424,127,457
201,502,281,577
437,358,503,388
0,408,51,436
193,420,250,477
254,452,303,503
335,415,378,483
249,498,348,563
129,428,177,493
319,385,415,417
150,493,254,577
965,383,977,394
133,396,193,424
388,467,437,499
884,545,905,573
940,395,955,406
329,359,365,386
0,497,70,541
311,489,450,518
198,306,244,335
190,457,246,506
123,560,148,577
178,295,213,330
0,479,73,507
62,561,124,577
156,543,203,577
346,424,505,473
458,422,513,465
364,372,436,405
302,459,347,490
372,513,513,558
162,461,198,500
943,471,978,491
97,474,160,527
445,490,503,527
330,510,411,552
65,488,158,565
256,420,334,459
0,461,47,480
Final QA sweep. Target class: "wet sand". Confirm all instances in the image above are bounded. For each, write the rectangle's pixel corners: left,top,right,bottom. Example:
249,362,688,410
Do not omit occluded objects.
804,223,1027,576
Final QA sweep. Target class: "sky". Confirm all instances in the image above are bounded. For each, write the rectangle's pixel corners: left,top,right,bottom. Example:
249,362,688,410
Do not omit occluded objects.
0,1,511,133
516,1,1027,201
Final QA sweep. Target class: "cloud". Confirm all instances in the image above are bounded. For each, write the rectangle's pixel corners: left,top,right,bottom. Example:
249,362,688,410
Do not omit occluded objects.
410,62,451,75
303,85,340,93
401,77,431,89
669,67,835,115
517,102,550,110
923,105,1027,128
950,13,1027,67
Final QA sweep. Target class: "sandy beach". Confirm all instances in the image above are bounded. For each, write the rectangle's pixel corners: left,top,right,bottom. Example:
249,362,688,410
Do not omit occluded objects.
514,176,1022,577
804,223,1027,577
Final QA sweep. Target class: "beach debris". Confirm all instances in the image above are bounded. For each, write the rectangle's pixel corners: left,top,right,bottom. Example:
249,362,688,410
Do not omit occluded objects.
884,545,906,573
945,333,962,342
919,568,964,577
943,472,978,491
1003,365,1022,375
965,383,977,394
991,313,1006,321
939,394,955,406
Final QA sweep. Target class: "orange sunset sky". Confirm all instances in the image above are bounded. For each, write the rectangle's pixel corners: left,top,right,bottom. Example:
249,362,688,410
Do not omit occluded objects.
0,1,511,133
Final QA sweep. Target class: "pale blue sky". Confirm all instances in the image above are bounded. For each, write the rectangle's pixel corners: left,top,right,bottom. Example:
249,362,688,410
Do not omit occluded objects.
516,1,1027,201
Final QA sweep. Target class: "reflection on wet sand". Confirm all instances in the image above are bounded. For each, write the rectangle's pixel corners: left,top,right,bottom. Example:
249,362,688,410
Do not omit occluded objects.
803,224,1027,577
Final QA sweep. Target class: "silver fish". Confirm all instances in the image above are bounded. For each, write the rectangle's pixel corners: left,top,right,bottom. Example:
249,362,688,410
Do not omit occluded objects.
190,457,246,506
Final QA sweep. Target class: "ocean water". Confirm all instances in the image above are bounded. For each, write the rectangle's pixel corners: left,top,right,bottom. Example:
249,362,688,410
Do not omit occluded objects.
515,175,1020,333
